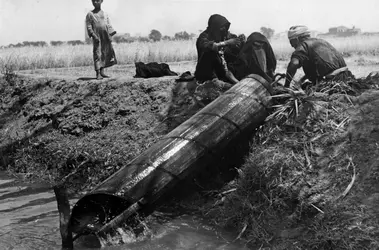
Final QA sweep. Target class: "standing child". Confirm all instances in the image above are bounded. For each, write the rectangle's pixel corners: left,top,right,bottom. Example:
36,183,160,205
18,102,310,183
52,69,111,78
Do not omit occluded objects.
86,0,117,80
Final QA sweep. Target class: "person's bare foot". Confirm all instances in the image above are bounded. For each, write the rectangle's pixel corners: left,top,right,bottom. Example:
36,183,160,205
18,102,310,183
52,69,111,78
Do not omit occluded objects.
95,70,103,80
100,69,110,78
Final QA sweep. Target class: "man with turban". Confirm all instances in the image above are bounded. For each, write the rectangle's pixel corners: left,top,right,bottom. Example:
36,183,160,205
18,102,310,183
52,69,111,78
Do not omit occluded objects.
284,25,353,88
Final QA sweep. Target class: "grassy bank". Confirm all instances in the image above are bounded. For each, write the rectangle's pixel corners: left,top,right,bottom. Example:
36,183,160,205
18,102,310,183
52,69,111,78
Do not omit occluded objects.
202,79,379,249
1,35,379,71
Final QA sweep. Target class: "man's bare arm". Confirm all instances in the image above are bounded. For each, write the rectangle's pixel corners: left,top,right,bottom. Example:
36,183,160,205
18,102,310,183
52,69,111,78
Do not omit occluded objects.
284,57,301,87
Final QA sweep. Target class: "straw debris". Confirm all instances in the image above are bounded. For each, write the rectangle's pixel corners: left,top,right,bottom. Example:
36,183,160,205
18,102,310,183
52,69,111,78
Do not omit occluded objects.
208,77,379,249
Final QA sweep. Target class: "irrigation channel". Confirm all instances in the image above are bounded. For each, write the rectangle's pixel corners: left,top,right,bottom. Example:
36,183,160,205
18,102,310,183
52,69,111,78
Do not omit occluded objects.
0,171,249,249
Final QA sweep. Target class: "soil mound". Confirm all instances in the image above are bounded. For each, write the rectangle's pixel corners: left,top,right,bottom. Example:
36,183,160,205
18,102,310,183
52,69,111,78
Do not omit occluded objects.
0,75,210,191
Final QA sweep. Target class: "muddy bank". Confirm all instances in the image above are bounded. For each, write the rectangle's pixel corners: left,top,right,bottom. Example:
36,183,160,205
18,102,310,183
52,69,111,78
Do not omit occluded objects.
0,74,205,192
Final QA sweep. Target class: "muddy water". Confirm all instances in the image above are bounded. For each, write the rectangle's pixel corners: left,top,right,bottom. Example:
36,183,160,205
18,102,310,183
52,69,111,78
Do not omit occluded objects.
0,172,248,250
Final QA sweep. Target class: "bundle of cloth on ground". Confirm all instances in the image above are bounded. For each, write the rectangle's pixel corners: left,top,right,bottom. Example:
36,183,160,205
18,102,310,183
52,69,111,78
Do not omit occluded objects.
134,62,178,78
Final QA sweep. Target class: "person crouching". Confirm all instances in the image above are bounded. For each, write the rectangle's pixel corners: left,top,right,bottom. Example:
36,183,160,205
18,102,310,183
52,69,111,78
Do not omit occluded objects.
194,14,243,88
284,25,354,88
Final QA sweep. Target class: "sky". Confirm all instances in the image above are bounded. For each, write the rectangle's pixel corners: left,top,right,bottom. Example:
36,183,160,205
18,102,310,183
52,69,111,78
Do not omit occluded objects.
1,0,379,46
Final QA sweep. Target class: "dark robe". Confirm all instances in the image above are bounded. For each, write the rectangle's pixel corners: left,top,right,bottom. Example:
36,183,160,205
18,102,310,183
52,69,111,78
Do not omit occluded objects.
291,37,352,82
194,14,243,81
229,32,276,82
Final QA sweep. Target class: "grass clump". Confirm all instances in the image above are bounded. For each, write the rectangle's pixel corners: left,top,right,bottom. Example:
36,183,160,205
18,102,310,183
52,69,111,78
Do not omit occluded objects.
0,55,18,85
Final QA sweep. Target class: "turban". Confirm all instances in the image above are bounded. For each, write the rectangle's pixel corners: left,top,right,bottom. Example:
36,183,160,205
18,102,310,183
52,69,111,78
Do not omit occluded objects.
288,25,310,40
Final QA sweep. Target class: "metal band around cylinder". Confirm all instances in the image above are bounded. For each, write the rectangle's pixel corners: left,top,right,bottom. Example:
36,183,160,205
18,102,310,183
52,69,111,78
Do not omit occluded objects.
244,74,273,95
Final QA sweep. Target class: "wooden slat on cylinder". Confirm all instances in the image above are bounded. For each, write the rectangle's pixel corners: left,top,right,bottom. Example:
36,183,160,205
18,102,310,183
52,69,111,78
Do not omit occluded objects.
69,74,272,239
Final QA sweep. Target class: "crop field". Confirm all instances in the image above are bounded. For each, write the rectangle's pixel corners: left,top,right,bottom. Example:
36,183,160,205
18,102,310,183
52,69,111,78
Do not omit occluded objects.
1,35,379,72
0,40,197,71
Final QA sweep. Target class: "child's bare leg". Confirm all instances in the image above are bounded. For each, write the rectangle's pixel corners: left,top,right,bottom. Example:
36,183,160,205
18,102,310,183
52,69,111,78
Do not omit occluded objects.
100,68,109,78
96,70,103,80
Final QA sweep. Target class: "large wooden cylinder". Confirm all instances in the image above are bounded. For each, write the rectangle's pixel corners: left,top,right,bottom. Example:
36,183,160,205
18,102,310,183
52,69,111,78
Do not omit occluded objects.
69,74,272,239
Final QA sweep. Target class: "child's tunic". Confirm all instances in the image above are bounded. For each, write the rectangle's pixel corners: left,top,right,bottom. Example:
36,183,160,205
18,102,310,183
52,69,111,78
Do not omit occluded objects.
86,10,117,70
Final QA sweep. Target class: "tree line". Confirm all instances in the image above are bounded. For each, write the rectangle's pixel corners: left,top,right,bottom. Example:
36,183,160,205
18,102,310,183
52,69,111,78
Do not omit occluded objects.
3,40,86,48
1,27,275,49
2,30,197,49
111,30,197,43
146,27,275,42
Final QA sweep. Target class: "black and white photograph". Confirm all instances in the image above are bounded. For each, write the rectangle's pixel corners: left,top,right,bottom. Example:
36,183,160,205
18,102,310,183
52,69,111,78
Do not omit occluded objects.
0,0,379,249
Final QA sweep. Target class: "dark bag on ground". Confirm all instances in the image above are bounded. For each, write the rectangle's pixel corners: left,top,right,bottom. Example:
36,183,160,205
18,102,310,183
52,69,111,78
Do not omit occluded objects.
175,71,195,82
134,62,178,78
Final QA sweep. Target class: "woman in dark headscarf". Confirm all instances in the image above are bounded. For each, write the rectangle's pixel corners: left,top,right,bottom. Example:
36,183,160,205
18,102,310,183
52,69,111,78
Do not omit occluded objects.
228,32,277,83
194,14,243,82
